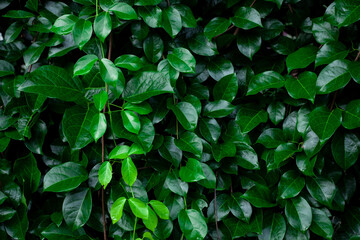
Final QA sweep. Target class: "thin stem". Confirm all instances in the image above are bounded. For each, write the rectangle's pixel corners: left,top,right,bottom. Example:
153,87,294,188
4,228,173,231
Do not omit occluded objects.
101,187,107,240
214,171,220,240
133,217,137,240
167,0,170,7
330,90,338,111
250,0,257,7
355,51,360,61
180,234,184,240
96,0,99,16
214,24,235,39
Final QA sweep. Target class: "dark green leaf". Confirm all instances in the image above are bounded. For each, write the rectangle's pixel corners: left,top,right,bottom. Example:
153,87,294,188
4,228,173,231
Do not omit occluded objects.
73,54,99,77
122,157,138,186
286,45,318,73
285,71,317,103
204,17,231,40
123,71,173,103
43,162,88,192
73,19,92,50
277,170,305,199
316,59,351,94
167,47,196,73
247,71,285,96
94,12,112,42
237,32,262,60
310,208,333,239
169,102,198,131
110,2,137,20
235,104,268,133
309,106,342,143
203,100,235,118
258,213,286,240
20,65,84,102
231,7,263,30
257,128,286,148
162,7,182,38
178,209,207,240
343,99,360,129
306,177,336,207
285,196,312,232
213,73,238,102
62,188,92,230
179,158,206,182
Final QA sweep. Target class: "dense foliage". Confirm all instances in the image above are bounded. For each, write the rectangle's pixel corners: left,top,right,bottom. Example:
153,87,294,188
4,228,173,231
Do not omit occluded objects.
1,0,360,239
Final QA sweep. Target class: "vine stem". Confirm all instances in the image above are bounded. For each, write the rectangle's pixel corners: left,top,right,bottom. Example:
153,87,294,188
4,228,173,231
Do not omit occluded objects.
100,26,113,240
133,217,138,240
250,0,256,7
214,171,220,240
214,24,235,39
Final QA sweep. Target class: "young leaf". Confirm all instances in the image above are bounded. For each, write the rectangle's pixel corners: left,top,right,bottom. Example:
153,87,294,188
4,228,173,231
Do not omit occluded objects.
179,158,206,182
98,161,112,189
90,113,107,142
231,7,263,30
73,54,98,77
128,198,149,219
110,197,126,224
167,48,196,73
121,110,141,134
122,157,137,186
94,12,112,42
73,19,92,50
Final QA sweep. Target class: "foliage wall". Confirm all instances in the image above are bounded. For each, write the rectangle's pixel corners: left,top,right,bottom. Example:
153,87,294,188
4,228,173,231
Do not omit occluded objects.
1,0,360,239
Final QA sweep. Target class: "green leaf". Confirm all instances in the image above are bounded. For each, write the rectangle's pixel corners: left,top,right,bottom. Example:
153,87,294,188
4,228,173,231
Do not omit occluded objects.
110,197,126,224
73,19,92,50
115,54,144,71
241,185,276,208
267,102,286,125
212,142,236,162
128,198,149,219
109,145,130,159
138,6,162,28
310,208,333,239
73,54,98,77
178,209,208,240
98,161,112,189
213,73,238,102
309,106,342,143
51,14,78,35
167,47,196,73
224,209,263,238
110,2,137,20
124,102,153,115
335,0,360,27
228,193,252,223
121,110,141,134
199,118,221,144
162,6,182,38
285,196,312,232
235,143,260,170
207,57,234,81
285,71,317,103
123,71,173,103
235,104,268,133
150,200,169,219
277,170,305,199
43,162,88,192
247,71,285,96
349,61,360,84
237,32,261,60
90,113,107,142
274,143,298,167
332,132,360,170
231,7,262,29
286,45,318,73
258,213,286,240
188,33,218,57
23,42,45,67
99,58,120,86
312,17,339,44
306,177,336,207
94,11,112,42
62,105,98,150
93,91,108,111
158,136,182,167
169,102,198,131
62,188,92,230
5,22,23,44
343,99,360,129
122,157,137,186
257,128,286,148
316,59,351,94
13,153,41,193
174,131,203,158
179,158,206,182
20,65,84,102
4,203,28,240
203,100,235,118
0,60,14,77
315,41,348,67
135,0,162,6
174,4,196,28
143,206,158,231
3,10,34,18
204,17,231,40
164,172,188,196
